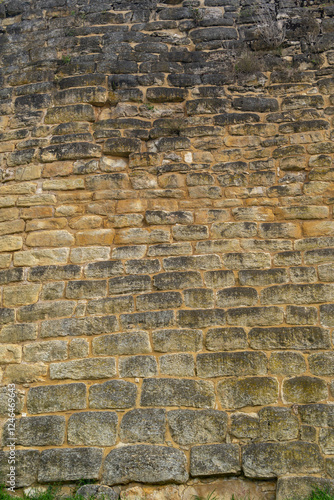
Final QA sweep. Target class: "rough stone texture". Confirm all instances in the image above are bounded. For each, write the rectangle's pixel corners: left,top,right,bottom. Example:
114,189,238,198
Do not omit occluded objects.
1,0,334,490
102,445,188,485
167,410,227,445
38,448,103,483
190,444,241,477
120,409,166,444
0,450,40,488
242,442,324,478
68,411,118,446
276,477,334,500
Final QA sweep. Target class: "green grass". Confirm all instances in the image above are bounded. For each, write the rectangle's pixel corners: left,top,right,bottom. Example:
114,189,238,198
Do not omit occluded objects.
1,485,334,500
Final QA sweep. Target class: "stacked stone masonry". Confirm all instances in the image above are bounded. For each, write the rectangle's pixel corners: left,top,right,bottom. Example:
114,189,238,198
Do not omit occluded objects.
1,0,334,497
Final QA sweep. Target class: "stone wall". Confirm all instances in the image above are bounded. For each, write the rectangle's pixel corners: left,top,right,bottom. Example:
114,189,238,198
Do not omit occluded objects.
1,0,334,497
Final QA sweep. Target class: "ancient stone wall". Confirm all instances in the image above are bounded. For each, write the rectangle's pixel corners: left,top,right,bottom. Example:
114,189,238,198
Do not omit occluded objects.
1,0,334,497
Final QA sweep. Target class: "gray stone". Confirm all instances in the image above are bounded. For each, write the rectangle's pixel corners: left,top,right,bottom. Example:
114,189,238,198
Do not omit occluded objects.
76,485,120,500
38,448,103,483
0,450,39,488
89,380,137,409
269,351,306,375
276,477,334,500
160,353,195,376
152,329,203,352
120,409,166,444
68,411,118,446
218,377,279,409
205,328,247,351
319,428,334,454
258,407,299,441
190,444,240,477
249,327,330,350
50,358,116,380
197,352,267,378
23,340,67,362
102,445,188,485
0,323,37,343
283,376,328,403
69,339,89,358
17,416,65,446
27,383,87,414
141,378,215,408
167,410,227,445
0,386,24,416
298,404,334,427
242,442,324,478
119,355,158,377
230,413,260,440
92,332,151,356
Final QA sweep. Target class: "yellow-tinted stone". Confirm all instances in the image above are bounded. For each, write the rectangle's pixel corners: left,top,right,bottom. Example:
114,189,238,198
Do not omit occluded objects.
3,284,41,307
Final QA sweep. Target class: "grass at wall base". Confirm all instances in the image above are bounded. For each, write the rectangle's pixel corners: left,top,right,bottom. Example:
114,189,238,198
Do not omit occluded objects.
1,484,334,500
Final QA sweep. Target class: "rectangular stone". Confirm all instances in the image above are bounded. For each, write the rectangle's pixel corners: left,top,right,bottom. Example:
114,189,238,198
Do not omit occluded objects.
87,296,134,315
50,358,116,380
261,284,334,304
140,378,215,408
108,275,151,294
38,448,103,482
66,280,107,299
154,271,203,290
197,352,267,378
27,383,87,413
227,307,284,326
239,269,288,286
190,444,240,477
218,377,279,409
223,252,271,269
17,300,75,322
152,329,203,353
120,310,174,330
92,332,151,356
40,316,119,338
249,327,330,350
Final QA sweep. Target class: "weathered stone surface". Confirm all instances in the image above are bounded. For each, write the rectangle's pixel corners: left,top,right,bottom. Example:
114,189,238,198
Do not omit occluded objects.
119,355,158,377
190,444,240,477
227,307,284,326
89,380,137,409
159,353,194,376
152,329,203,352
23,340,67,362
205,328,247,351
141,379,215,408
218,377,279,409
16,416,66,446
269,352,306,375
92,332,151,356
38,448,103,483
102,445,188,485
0,387,24,416
258,407,299,441
249,327,330,350
77,485,120,500
0,450,39,488
197,352,267,378
167,410,227,445
50,358,116,380
120,409,166,444
68,411,118,446
230,413,259,440
276,477,334,500
27,383,87,414
283,376,328,403
242,442,324,478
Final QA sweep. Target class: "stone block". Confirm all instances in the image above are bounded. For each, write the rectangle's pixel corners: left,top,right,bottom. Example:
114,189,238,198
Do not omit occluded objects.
238,269,288,286
230,413,260,440
218,377,279,409
217,287,258,307
0,450,39,488
283,376,328,403
17,416,65,446
269,352,306,375
38,448,103,483
27,383,87,414
69,339,89,359
136,292,182,311
92,332,151,356
205,328,247,351
89,380,137,409
23,340,67,362
227,307,284,326
120,310,174,330
0,345,22,364
276,477,334,500
249,327,330,350
40,315,118,338
50,358,116,380
102,445,188,485
108,275,151,294
140,378,215,408
152,329,203,352
197,352,267,378
178,309,225,328
119,355,158,378
309,352,334,376
191,446,241,485
168,410,227,445
120,409,166,444
68,411,117,446
26,230,75,247
203,270,235,288
160,353,195,376
243,442,324,478
258,407,299,441
223,252,271,269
